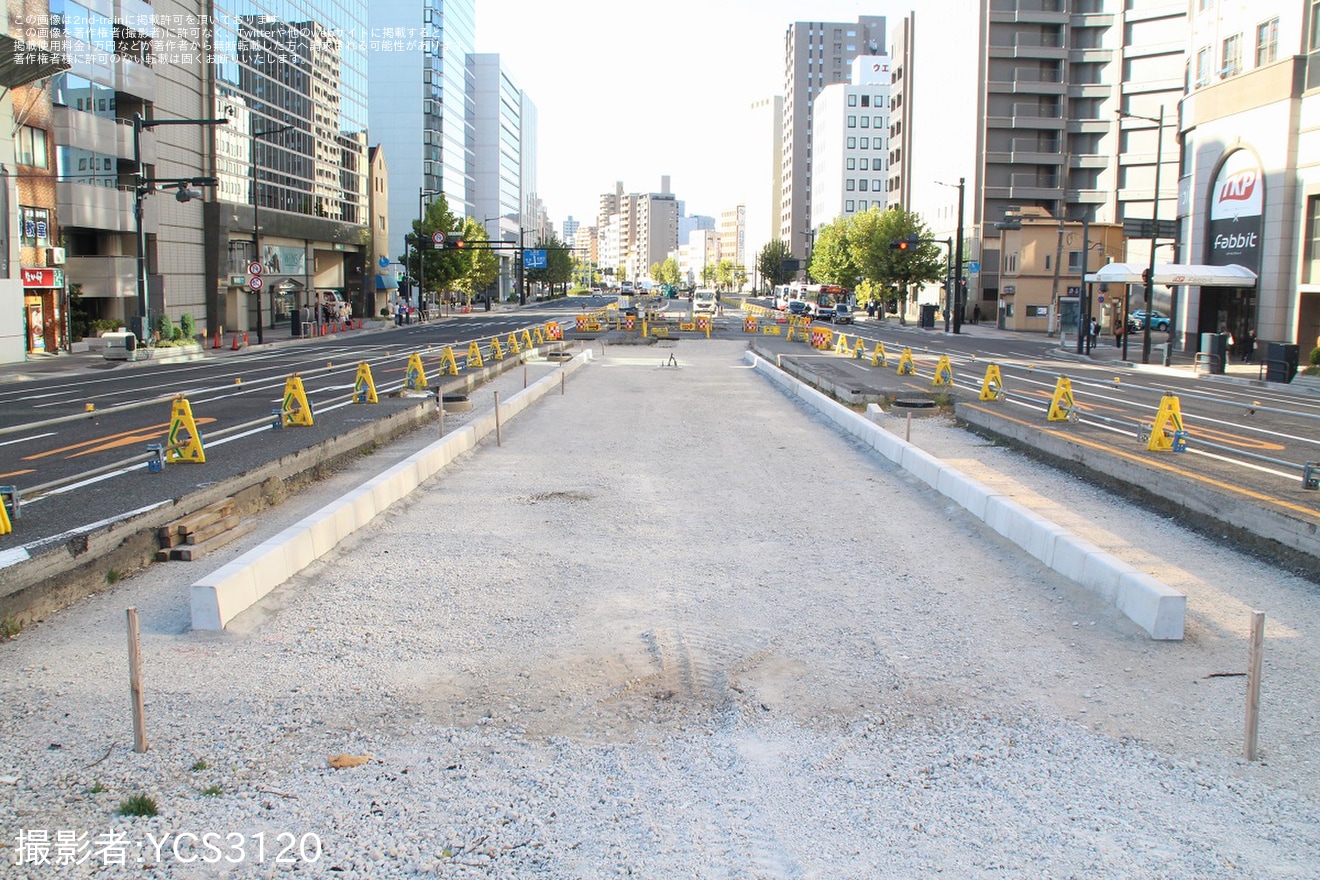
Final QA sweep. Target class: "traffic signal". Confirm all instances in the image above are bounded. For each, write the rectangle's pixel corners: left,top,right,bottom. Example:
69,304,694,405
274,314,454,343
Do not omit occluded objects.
445,238,468,250
889,233,920,251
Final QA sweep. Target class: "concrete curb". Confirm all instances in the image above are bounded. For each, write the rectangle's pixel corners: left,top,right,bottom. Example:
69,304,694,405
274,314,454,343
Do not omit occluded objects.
745,349,1185,640
189,351,593,630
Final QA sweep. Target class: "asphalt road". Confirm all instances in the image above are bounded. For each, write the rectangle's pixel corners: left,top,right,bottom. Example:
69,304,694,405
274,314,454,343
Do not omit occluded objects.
0,300,594,556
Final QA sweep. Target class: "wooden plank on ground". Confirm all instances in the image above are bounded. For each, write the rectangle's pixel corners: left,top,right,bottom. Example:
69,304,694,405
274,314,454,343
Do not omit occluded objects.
171,519,257,562
185,514,241,545
167,499,236,537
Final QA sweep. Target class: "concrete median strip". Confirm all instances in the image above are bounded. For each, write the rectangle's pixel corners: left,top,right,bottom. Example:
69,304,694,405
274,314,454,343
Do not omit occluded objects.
745,350,1185,640
190,351,593,630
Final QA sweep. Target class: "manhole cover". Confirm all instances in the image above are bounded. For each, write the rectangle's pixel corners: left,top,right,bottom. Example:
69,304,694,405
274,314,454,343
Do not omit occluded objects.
892,397,936,409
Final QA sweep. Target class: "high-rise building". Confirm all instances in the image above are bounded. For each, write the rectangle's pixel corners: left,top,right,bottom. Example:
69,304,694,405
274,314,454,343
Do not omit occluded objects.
743,95,782,290
811,55,892,230
472,53,533,303
597,178,678,284
897,1,1183,330
208,0,371,332
369,0,476,260
780,15,886,267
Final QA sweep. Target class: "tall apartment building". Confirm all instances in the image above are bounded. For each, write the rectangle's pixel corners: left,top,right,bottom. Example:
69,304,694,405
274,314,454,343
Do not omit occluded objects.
780,15,886,266
369,0,476,260
743,95,782,287
894,1,1184,329
597,178,678,283
472,53,534,302
811,55,892,230
717,205,746,274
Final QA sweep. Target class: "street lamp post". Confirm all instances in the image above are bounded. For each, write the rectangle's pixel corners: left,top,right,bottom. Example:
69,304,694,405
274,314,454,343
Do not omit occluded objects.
935,178,966,333
803,227,817,283
1118,105,1167,365
482,215,503,310
250,123,292,344
133,113,228,343
417,188,441,314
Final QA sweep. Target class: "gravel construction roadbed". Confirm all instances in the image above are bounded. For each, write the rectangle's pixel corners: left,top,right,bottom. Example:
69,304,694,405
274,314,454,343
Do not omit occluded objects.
1,340,1317,879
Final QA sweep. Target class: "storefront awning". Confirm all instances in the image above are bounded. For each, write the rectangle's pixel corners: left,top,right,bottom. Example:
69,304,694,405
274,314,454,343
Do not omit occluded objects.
375,274,398,290
1085,262,1258,287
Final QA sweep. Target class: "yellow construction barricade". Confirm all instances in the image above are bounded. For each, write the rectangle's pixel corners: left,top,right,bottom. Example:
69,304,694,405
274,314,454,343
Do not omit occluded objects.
897,347,915,375
166,397,206,463
1142,393,1188,452
352,362,379,403
1047,376,1077,421
979,363,1004,400
933,355,953,387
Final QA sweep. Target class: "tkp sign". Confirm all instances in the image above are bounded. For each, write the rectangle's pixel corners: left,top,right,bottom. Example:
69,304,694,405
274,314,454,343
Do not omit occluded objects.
1205,149,1264,272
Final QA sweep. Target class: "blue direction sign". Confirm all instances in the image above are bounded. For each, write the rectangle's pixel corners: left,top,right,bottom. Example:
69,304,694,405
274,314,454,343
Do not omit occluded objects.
968,261,981,274
523,249,547,269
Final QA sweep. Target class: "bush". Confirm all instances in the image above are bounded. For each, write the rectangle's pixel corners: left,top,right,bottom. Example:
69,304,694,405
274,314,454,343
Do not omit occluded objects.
179,313,197,340
153,313,174,343
1310,346,1320,366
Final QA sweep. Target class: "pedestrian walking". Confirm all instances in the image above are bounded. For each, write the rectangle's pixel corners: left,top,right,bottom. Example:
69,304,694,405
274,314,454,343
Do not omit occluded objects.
973,303,982,324
1088,317,1100,353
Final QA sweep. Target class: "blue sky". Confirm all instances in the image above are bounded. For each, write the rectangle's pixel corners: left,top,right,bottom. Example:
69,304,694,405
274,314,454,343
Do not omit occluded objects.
476,0,913,228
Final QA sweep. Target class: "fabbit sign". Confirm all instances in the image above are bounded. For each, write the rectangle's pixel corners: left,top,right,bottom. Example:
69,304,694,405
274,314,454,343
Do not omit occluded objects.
1206,150,1263,271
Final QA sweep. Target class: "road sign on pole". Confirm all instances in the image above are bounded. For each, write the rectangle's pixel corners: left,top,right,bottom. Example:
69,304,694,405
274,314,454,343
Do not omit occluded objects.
523,249,547,269
432,231,446,246
249,276,263,290
248,261,263,276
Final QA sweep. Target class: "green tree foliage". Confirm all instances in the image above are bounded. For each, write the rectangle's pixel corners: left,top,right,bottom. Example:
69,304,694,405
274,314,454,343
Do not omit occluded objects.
700,263,717,287
850,207,943,324
399,194,463,299
526,234,574,294
655,258,682,287
808,218,860,290
451,217,500,305
756,239,796,291
178,313,197,341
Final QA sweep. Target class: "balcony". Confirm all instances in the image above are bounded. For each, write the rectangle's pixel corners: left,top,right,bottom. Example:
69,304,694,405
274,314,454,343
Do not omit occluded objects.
56,181,138,234
114,58,155,103
65,255,136,299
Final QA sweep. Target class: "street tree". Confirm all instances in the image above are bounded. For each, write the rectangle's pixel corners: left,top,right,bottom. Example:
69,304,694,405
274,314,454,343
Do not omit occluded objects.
808,217,860,290
451,217,499,307
756,239,796,292
850,207,943,324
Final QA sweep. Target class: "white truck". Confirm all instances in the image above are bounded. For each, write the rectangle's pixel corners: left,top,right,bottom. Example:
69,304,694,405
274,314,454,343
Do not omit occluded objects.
692,289,717,316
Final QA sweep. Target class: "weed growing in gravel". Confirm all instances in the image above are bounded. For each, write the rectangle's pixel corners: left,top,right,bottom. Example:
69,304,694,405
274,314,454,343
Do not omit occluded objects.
201,785,223,797
117,794,158,817
88,782,106,794
0,615,21,640
190,759,208,772
106,570,121,585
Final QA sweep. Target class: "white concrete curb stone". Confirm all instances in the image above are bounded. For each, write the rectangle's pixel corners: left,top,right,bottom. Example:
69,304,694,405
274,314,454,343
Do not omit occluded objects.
745,351,1186,640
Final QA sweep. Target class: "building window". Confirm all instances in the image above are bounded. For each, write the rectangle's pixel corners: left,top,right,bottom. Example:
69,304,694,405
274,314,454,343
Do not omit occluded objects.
848,115,856,128
846,200,855,212
1257,18,1279,66
861,95,870,107
848,94,857,106
847,158,856,170
20,207,50,247
846,179,855,191
860,158,869,171
17,127,47,169
1221,34,1242,78
859,179,868,192
847,137,856,148
1199,0,1213,10
860,137,869,149
874,180,883,192
1195,47,1212,86
1307,195,1320,284
860,116,869,128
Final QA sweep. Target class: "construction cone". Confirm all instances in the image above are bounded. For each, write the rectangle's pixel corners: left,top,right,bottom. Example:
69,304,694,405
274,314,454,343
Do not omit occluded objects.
243,331,249,347
212,330,221,349
231,333,240,350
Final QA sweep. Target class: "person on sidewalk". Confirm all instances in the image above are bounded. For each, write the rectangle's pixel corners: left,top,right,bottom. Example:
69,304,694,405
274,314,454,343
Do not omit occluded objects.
1088,317,1100,354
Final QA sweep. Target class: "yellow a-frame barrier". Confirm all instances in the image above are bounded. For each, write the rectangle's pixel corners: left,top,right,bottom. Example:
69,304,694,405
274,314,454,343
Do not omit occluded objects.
166,397,206,463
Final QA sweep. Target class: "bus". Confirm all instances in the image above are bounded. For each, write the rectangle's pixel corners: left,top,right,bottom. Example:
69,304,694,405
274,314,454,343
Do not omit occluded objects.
774,283,849,319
